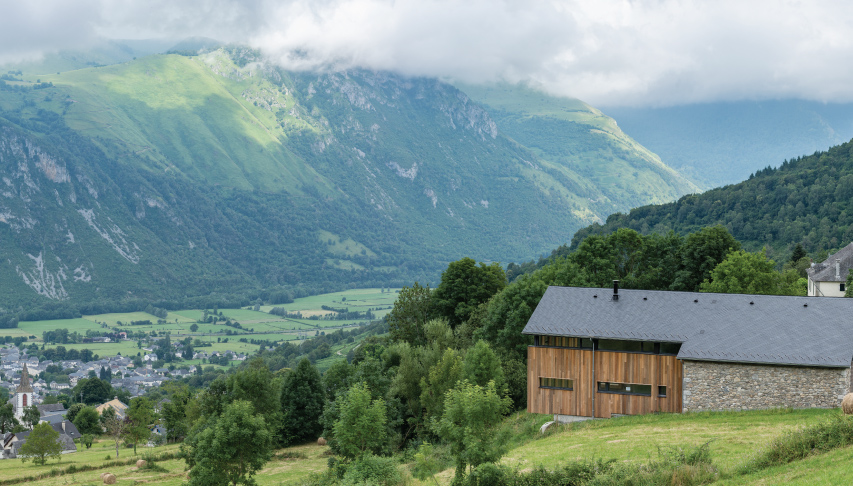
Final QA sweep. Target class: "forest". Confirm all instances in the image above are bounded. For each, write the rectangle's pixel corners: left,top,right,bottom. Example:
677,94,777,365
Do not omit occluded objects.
569,139,853,260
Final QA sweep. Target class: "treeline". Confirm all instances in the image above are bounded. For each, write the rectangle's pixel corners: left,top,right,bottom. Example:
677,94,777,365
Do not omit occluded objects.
569,139,853,257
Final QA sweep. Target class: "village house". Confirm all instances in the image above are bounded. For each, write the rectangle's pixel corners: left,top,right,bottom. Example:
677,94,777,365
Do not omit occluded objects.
807,242,853,297
523,283,853,420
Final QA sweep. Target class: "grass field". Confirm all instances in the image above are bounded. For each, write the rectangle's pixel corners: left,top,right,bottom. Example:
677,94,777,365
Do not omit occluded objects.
2,288,399,362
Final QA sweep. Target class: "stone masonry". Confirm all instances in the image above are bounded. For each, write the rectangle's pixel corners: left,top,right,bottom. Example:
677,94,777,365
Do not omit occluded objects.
682,360,850,412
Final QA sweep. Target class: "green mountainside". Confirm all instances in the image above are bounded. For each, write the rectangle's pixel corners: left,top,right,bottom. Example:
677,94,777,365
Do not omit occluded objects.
0,48,694,309
569,139,853,259
457,83,698,213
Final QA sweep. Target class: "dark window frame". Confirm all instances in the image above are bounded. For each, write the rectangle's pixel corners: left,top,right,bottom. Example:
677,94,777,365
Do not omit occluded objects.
539,377,574,390
597,381,656,397
533,336,680,356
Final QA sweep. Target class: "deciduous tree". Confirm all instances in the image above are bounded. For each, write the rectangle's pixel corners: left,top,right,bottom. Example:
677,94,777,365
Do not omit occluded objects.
280,358,324,445
19,422,62,466
333,383,387,460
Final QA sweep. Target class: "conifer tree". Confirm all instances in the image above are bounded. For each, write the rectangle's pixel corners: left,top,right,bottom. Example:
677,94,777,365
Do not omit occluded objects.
280,358,324,445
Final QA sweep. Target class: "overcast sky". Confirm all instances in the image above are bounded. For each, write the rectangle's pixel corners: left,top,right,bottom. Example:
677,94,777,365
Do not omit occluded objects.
3,0,853,107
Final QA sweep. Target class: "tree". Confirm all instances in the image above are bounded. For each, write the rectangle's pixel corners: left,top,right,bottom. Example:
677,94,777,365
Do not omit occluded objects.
280,358,324,445
463,340,505,391
699,249,778,295
420,348,463,423
19,422,62,466
190,323,199,333
672,225,741,291
104,414,130,459
0,403,19,434
82,434,94,449
126,397,156,454
185,400,273,486
431,380,511,478
73,406,102,435
161,385,191,443
73,377,112,405
790,243,808,263
22,405,40,430
64,403,84,423
387,282,433,345
333,383,387,460
0,386,9,403
224,360,282,438
432,258,507,328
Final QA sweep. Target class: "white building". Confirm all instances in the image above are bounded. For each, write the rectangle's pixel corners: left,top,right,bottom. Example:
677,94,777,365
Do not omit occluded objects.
807,242,853,297
13,364,34,420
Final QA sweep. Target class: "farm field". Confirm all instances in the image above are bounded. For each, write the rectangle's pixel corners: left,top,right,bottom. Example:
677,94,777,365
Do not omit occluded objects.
2,288,399,361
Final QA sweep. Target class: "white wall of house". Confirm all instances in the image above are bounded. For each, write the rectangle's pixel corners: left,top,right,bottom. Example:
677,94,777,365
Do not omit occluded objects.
809,279,847,297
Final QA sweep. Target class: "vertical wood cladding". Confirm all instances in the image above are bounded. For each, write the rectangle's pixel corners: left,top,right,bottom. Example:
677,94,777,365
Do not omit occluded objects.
527,346,682,417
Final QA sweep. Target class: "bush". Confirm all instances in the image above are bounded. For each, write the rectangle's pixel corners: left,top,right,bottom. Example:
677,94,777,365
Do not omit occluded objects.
340,454,406,486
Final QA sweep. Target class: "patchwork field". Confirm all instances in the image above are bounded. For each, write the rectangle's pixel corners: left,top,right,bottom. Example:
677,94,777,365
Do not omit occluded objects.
1,288,399,362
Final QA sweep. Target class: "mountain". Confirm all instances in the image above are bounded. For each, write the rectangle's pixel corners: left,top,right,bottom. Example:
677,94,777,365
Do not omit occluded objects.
569,138,853,260
456,83,698,214
0,48,694,309
604,100,853,189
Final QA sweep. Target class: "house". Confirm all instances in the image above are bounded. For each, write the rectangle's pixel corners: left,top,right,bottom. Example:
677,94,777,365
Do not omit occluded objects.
1,422,79,459
95,398,129,418
522,284,853,420
807,242,853,296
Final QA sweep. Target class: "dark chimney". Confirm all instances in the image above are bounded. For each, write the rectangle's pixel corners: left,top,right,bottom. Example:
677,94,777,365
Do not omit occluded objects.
612,280,619,301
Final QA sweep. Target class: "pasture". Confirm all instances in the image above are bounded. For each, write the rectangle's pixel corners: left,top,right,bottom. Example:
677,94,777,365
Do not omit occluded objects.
2,288,399,361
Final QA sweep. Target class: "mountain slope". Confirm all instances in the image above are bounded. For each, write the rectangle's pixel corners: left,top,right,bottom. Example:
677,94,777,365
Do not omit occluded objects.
0,49,695,307
457,83,699,214
605,100,853,189
570,138,853,259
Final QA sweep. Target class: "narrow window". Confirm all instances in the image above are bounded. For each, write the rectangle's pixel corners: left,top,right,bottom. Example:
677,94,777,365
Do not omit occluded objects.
539,377,573,390
841,283,846,292
597,382,652,396
22,394,27,406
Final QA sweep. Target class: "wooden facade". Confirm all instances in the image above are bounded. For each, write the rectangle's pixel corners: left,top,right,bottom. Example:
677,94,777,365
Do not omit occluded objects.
527,345,683,418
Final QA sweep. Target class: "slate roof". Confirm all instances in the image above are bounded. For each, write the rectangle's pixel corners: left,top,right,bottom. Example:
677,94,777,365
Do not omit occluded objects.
522,286,853,368
37,403,66,414
807,242,853,282
15,364,33,393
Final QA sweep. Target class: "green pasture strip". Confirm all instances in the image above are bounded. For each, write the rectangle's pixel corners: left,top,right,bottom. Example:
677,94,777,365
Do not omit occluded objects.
81,312,167,326
501,408,835,474
0,438,181,482
717,444,853,485
16,318,103,338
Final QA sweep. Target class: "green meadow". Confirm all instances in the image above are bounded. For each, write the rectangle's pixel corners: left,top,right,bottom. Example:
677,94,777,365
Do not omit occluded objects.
2,288,399,361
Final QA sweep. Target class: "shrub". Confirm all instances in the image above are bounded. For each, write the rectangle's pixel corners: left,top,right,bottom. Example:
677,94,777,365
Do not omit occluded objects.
340,454,406,486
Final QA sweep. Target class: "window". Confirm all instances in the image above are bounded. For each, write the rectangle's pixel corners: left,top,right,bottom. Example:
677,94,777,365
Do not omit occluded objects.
841,283,846,292
658,386,668,397
659,343,681,355
598,340,655,353
22,394,27,406
597,382,652,396
535,336,592,348
539,377,573,390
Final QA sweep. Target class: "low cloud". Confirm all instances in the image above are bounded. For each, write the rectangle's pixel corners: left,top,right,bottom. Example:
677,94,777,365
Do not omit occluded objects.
3,0,853,107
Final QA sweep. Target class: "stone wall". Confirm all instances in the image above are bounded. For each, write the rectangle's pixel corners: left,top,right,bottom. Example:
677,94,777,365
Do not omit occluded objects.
682,360,850,412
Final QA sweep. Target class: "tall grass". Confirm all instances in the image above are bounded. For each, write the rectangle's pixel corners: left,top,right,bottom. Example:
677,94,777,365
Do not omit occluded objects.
739,413,853,472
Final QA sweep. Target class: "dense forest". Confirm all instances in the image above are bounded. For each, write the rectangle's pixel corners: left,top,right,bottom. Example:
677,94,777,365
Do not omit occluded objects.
569,139,853,260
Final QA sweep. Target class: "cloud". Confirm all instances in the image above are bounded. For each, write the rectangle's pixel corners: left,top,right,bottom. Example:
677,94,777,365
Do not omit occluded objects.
3,0,853,106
